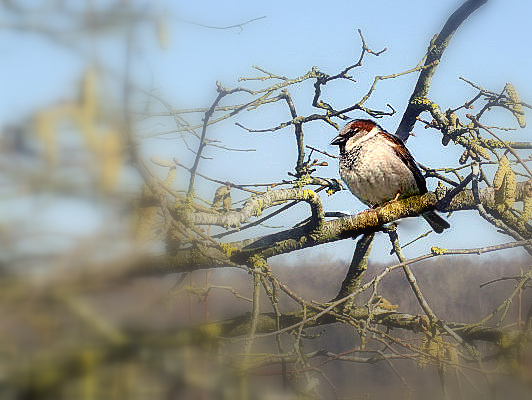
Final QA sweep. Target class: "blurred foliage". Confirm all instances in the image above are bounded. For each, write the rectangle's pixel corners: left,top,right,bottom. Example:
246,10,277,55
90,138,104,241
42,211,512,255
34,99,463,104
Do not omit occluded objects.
1,1,532,400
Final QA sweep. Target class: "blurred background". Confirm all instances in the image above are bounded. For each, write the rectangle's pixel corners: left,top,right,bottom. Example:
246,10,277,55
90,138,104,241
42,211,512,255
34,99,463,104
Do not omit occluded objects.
1,0,531,399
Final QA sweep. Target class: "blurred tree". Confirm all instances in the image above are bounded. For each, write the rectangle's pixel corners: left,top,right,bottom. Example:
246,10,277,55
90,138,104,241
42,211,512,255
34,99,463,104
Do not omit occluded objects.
1,1,532,399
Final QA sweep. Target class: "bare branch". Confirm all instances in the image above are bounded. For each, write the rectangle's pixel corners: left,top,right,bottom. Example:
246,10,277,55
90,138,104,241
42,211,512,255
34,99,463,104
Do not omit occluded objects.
396,0,488,141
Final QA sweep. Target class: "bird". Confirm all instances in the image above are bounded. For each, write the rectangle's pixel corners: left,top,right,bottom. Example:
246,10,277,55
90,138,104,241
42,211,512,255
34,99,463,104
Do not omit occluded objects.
330,119,450,233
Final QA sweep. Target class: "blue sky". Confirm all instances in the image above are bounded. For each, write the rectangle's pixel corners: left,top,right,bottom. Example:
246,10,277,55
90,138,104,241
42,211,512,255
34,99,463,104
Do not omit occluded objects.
2,0,531,265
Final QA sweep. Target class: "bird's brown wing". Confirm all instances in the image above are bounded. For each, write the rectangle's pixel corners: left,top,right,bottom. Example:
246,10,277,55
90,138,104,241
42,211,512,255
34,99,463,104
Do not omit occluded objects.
379,132,428,194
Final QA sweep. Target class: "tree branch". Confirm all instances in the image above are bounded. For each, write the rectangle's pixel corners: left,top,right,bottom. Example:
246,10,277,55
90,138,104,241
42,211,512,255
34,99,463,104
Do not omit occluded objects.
334,233,375,302
131,181,531,277
395,0,488,141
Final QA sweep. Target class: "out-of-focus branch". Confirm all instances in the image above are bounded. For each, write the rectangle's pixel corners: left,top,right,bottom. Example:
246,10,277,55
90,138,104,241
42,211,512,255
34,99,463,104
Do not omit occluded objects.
177,15,266,33
8,299,518,400
187,301,520,348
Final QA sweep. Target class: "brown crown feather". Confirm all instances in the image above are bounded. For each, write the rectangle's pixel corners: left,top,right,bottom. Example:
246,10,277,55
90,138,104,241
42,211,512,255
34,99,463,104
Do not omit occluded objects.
342,119,378,135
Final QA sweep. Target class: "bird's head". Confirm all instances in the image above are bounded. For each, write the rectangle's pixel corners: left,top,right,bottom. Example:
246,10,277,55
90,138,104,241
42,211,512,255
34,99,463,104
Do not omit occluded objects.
330,119,381,150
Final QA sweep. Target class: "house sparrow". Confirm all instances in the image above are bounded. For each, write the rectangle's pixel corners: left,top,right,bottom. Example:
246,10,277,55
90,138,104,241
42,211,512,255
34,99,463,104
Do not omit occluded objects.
331,119,449,233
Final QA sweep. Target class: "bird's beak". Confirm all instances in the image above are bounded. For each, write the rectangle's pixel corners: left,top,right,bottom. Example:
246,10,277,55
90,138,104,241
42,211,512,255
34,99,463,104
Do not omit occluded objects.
330,135,345,145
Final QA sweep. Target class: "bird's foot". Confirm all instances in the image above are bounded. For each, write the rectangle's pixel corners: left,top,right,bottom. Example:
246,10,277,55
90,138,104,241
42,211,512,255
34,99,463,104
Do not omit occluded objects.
382,192,402,206
373,192,402,209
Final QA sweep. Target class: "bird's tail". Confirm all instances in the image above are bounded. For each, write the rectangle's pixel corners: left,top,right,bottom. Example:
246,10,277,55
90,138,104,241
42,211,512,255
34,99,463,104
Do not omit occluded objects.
422,211,450,234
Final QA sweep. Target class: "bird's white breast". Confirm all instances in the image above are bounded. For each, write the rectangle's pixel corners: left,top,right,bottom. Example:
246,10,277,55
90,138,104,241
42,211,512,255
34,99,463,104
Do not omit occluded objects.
340,135,419,206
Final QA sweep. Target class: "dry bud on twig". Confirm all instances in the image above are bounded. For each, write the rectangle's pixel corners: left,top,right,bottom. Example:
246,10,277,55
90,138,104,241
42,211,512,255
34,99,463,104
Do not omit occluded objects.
505,83,526,128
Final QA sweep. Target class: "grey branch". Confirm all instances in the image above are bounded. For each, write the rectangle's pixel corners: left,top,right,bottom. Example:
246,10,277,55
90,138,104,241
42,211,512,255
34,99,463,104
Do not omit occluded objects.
189,187,324,229
130,180,531,277
395,0,488,141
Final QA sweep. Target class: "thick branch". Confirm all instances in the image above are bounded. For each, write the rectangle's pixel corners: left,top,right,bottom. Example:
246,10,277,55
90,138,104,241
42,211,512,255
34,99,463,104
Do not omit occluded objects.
334,233,375,301
130,182,528,275
131,181,531,276
189,187,324,228
395,0,488,141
